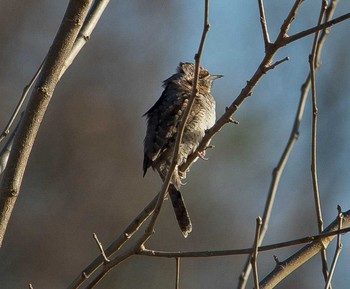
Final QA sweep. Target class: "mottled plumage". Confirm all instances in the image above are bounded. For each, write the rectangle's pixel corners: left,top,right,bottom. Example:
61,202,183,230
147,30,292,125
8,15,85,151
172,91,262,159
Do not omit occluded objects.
143,62,222,237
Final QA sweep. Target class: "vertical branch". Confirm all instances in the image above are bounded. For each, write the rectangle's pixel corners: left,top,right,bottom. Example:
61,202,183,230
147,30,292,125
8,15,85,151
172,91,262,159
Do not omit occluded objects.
175,257,180,289
309,0,329,282
251,217,262,289
324,206,343,289
257,0,271,50
0,0,93,248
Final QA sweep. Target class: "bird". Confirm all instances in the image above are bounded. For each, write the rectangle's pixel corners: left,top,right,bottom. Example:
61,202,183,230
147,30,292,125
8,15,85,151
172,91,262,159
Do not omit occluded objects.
143,62,222,237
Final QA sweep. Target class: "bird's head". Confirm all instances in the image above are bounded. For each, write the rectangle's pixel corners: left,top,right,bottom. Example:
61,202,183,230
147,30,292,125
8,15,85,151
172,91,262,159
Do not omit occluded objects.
177,62,223,93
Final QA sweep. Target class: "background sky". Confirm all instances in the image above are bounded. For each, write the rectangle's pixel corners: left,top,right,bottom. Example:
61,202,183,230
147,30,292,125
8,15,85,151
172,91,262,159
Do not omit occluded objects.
0,1,350,288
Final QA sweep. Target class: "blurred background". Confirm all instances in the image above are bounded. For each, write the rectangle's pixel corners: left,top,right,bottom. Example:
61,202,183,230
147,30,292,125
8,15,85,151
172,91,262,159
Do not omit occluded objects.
1,1,350,288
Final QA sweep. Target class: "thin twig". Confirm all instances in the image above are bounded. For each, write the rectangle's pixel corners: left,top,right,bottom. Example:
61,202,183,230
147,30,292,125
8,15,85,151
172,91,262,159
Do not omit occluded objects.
0,113,23,175
84,251,133,289
93,233,110,263
138,216,350,258
324,206,343,289
60,0,110,78
175,257,180,289
251,217,262,289
265,56,290,72
309,0,329,283
67,194,158,289
0,60,44,144
28,284,34,289
257,0,270,50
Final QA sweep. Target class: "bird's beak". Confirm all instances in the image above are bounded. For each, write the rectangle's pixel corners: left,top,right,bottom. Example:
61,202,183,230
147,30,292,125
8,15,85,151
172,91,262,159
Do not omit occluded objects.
210,74,224,80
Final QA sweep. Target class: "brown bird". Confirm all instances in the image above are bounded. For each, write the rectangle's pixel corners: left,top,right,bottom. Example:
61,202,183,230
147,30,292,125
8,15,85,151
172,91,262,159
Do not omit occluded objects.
143,62,222,237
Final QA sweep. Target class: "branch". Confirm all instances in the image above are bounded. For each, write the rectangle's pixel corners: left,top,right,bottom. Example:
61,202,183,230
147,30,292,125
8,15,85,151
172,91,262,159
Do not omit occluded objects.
0,114,23,175
67,193,158,289
257,0,270,50
251,217,262,289
136,210,349,288
258,209,350,289
0,61,44,144
137,213,350,258
283,11,350,46
0,0,93,248
324,206,343,289
0,0,110,169
93,233,110,263
175,258,180,289
237,0,340,287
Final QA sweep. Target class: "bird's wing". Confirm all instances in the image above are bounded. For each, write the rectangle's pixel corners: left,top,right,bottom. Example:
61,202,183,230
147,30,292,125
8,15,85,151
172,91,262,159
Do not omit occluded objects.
143,86,187,175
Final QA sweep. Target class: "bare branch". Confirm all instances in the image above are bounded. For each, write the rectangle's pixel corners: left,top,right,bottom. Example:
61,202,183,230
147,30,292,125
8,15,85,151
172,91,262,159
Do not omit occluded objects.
138,212,350,258
257,209,349,289
257,0,270,49
309,0,329,282
284,11,350,45
0,0,110,164
265,56,290,71
0,60,44,144
277,0,304,41
175,258,180,289
93,233,110,263
251,217,262,289
0,0,94,248
67,193,158,289
324,206,343,289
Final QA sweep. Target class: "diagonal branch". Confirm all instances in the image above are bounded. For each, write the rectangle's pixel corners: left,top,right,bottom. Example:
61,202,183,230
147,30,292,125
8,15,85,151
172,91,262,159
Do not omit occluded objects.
259,209,350,289
0,0,94,248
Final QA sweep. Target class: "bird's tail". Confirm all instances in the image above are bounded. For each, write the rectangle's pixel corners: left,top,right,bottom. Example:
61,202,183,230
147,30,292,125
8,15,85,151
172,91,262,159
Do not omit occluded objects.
168,184,192,238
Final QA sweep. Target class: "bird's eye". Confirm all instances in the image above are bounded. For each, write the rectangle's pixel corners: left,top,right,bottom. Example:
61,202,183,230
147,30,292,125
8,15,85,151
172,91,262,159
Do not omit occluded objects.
200,70,209,79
